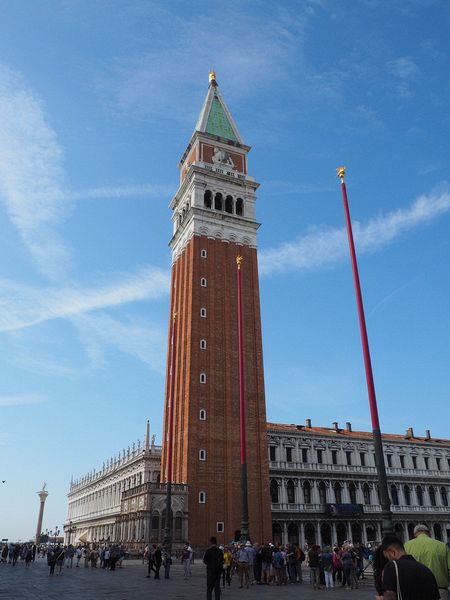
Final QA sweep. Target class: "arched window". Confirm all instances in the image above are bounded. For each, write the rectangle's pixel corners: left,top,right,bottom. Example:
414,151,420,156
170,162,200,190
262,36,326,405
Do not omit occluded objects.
201,249,207,258
440,486,448,507
287,480,295,504
404,485,411,506
214,192,223,211
429,486,436,506
417,485,424,506
303,481,312,504
363,483,371,504
199,409,206,420
236,197,244,216
318,481,327,505
225,195,233,214
199,491,206,503
349,483,357,504
334,482,342,504
200,278,207,287
200,307,207,317
270,479,279,503
390,484,399,506
200,339,207,350
199,449,206,461
199,373,206,384
204,190,212,209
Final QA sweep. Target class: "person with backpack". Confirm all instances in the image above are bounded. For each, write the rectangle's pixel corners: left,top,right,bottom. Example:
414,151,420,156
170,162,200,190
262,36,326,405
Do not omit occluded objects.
47,547,57,575
332,546,343,583
273,545,285,585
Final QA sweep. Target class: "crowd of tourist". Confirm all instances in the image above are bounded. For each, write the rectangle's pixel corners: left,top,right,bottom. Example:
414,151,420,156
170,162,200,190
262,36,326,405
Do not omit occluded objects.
2,522,449,600
0,541,128,575
201,524,450,600
201,537,369,595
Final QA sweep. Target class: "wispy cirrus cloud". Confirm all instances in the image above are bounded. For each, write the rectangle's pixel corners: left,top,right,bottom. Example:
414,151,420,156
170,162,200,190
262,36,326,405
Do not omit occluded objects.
99,4,313,124
0,64,71,281
68,183,173,201
259,188,450,276
0,266,169,333
74,313,166,373
0,64,171,369
387,56,420,99
0,393,47,407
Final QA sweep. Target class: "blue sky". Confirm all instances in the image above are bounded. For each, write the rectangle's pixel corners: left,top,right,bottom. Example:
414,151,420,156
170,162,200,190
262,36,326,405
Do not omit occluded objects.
0,0,449,541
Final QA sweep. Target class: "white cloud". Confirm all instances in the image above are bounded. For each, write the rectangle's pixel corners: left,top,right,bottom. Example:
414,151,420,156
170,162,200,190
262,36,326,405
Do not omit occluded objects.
388,56,419,80
0,64,172,369
387,56,420,99
73,313,166,373
0,64,71,281
69,183,173,201
0,266,170,332
100,5,310,123
259,188,450,276
0,393,47,407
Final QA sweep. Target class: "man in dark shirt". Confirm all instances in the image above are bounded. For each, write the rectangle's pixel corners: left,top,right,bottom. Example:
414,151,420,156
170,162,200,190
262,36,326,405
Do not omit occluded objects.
381,534,440,600
203,536,224,600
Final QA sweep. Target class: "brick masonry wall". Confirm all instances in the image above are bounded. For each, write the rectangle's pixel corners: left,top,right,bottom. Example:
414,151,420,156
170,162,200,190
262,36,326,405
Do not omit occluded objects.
162,235,272,546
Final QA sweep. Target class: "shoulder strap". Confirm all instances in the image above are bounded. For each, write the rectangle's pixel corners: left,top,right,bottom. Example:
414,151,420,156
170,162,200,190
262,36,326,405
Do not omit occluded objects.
392,560,403,600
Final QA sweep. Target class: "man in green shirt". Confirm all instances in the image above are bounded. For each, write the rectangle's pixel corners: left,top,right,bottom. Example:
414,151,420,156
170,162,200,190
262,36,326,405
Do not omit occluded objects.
404,524,450,599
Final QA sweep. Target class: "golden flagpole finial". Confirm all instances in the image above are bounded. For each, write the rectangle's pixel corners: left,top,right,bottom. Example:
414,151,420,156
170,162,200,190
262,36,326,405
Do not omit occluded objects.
236,255,243,270
209,70,216,84
336,166,346,182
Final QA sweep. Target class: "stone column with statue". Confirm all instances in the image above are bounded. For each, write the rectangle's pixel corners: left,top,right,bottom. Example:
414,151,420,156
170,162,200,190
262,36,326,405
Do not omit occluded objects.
35,483,49,546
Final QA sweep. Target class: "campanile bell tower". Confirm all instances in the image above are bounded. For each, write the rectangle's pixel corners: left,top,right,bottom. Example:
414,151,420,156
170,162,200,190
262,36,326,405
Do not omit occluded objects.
161,72,271,546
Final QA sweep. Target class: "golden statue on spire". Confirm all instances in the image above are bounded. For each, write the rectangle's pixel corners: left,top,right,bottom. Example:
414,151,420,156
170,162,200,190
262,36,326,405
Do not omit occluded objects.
336,166,346,182
209,70,217,84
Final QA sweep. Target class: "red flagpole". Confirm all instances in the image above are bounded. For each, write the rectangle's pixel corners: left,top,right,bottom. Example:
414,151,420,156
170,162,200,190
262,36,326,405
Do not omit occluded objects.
337,167,393,535
236,255,249,542
166,311,177,483
237,256,247,464
338,170,379,429
164,310,177,548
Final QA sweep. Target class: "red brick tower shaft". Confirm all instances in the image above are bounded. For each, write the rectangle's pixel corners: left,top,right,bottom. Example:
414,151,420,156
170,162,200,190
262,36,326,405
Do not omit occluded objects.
161,72,271,547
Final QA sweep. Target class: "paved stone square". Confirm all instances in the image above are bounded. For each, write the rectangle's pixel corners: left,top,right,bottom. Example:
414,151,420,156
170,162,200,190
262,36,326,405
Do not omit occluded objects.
0,557,376,600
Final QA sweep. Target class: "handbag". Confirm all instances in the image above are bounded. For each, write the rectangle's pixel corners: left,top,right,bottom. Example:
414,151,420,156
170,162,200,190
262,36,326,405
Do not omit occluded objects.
393,560,403,600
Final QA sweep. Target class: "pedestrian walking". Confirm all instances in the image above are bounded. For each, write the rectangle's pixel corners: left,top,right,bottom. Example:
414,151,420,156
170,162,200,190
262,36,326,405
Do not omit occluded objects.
204,536,224,600
321,546,334,589
405,524,450,599
308,544,321,590
154,544,162,579
222,546,232,587
237,542,251,588
381,534,440,600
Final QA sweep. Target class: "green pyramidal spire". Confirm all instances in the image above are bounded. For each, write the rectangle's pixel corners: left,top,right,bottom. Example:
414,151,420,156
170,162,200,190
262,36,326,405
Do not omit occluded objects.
195,71,243,144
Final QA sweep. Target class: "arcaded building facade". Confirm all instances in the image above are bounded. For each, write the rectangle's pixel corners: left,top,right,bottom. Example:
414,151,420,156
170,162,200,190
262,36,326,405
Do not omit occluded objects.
65,422,188,552
268,421,450,546
66,420,450,548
